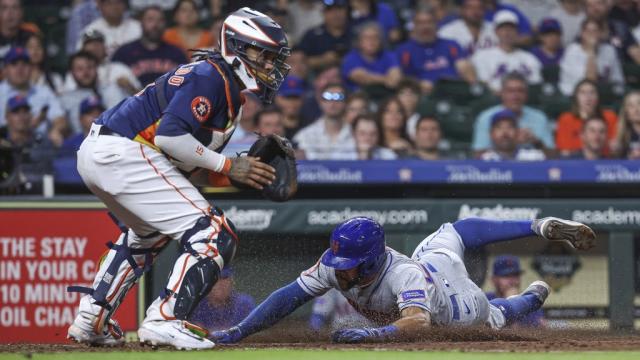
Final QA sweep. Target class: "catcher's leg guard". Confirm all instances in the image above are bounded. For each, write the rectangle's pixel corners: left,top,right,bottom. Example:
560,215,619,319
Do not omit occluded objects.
139,209,238,349
144,209,239,322
68,229,169,343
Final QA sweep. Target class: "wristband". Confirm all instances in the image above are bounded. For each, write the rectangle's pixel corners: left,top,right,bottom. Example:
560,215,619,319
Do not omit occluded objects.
221,157,232,175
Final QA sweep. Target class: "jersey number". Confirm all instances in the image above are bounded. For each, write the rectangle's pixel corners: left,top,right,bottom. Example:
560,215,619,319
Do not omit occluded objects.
168,65,195,87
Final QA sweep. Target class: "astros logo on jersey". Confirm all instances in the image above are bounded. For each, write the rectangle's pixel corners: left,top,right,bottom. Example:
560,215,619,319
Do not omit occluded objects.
191,96,212,122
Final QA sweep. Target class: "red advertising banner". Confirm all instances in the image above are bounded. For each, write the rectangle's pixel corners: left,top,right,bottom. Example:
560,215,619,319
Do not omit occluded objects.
0,210,138,343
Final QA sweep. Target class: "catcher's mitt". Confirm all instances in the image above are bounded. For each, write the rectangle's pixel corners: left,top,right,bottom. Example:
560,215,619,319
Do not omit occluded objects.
232,134,297,202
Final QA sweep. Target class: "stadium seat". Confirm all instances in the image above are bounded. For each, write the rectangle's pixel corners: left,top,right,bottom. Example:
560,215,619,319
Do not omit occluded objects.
432,79,491,105
623,62,640,89
360,84,395,103
434,100,475,142
598,82,626,110
542,65,560,84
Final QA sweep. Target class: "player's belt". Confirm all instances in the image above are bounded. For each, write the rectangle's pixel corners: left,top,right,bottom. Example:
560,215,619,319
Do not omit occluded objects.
98,125,123,138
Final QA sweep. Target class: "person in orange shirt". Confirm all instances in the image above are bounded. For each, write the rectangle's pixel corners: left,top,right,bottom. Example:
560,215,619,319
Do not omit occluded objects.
163,0,215,57
555,79,617,156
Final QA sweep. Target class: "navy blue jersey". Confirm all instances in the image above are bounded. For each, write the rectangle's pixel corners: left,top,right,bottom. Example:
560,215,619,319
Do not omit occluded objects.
96,58,242,153
298,25,352,57
530,46,564,67
396,38,466,82
112,39,189,86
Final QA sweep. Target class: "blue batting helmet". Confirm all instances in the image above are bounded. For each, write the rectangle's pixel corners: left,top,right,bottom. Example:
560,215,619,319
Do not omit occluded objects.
321,217,386,278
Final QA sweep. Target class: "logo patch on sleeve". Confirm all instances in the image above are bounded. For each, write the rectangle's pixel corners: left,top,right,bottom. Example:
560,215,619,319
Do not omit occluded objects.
191,96,212,122
401,290,426,301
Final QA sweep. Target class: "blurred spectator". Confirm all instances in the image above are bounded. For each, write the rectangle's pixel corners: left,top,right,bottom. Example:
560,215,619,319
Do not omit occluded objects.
479,109,546,161
60,96,105,154
396,9,477,95
378,96,414,157
396,78,421,140
501,0,559,29
66,0,101,55
298,0,351,71
566,117,609,159
222,92,262,157
343,91,370,126
349,0,401,44
341,22,401,91
556,79,617,156
347,114,396,160
0,95,53,186
25,33,63,93
486,255,544,327
614,91,640,159
287,48,310,80
300,65,341,125
530,18,565,67
190,267,256,332
0,47,67,147
254,106,285,137
113,6,189,87
60,51,123,134
77,30,141,97
419,0,458,27
163,0,215,56
544,7,581,52
585,0,640,64
287,0,324,45
610,0,639,29
438,0,498,55
294,82,355,160
472,10,542,93
130,0,182,11
309,289,371,332
413,115,444,160
81,0,142,57
472,73,554,153
550,0,586,46
0,0,38,58
558,19,624,96
275,75,306,139
483,0,533,46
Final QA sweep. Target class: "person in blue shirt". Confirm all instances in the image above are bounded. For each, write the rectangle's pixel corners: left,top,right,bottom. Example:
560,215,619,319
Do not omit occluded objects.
190,267,256,332
485,255,544,328
530,18,565,67
484,0,533,46
112,6,189,86
472,72,554,154
298,0,352,71
349,0,402,43
341,22,402,91
395,9,477,94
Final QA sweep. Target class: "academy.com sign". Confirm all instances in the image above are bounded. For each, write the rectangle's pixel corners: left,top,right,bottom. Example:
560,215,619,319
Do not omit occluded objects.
223,206,275,230
308,207,428,226
572,207,640,225
458,204,541,220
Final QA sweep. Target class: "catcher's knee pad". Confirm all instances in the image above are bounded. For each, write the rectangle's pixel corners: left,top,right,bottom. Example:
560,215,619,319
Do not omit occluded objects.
68,229,169,328
157,208,239,320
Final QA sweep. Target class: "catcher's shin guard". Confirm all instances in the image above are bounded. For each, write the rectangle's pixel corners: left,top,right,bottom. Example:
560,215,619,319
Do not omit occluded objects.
68,229,169,334
146,210,238,321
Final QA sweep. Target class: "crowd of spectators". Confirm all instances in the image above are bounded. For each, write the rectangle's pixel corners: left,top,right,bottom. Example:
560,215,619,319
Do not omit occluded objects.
2,0,640,192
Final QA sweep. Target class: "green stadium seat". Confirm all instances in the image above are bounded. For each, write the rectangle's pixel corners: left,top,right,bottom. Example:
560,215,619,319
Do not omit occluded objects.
434,100,475,142
623,62,640,89
542,65,560,84
432,79,491,105
360,84,395,103
598,82,626,110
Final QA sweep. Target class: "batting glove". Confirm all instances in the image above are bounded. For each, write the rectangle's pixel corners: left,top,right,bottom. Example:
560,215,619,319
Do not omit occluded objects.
331,325,398,344
209,326,244,344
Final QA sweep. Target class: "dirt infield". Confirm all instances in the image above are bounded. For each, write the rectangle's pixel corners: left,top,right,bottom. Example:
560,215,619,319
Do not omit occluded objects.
2,328,640,353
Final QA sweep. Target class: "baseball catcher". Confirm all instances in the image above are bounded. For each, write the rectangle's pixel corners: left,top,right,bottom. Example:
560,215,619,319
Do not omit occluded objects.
67,8,291,350
211,217,595,343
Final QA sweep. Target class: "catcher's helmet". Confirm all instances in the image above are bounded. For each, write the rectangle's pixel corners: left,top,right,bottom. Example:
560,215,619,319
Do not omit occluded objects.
321,217,387,281
220,7,291,104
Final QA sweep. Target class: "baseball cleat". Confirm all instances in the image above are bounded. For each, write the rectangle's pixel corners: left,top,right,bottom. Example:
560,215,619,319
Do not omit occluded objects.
67,318,125,347
533,217,596,250
138,320,214,350
521,280,551,307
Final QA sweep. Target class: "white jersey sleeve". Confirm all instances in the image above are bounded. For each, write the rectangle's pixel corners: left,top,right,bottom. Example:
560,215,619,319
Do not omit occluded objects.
389,264,431,313
297,254,336,297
